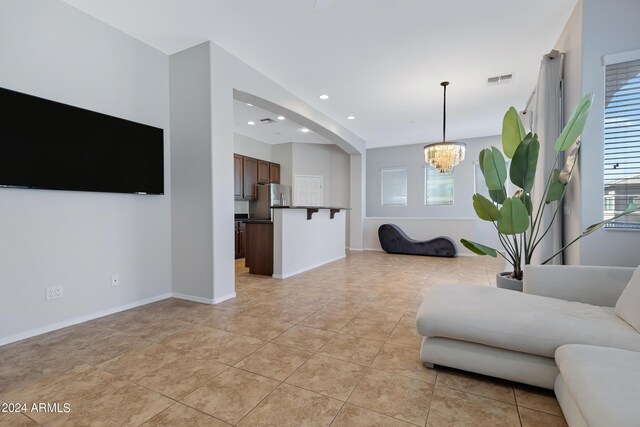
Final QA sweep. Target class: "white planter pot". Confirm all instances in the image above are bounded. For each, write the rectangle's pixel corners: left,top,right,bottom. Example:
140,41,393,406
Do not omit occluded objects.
496,272,523,292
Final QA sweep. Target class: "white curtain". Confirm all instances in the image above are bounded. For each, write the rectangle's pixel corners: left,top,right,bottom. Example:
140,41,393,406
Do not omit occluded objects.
528,51,564,265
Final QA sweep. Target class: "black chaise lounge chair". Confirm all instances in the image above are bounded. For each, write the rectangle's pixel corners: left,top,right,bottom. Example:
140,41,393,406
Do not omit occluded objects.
378,224,457,257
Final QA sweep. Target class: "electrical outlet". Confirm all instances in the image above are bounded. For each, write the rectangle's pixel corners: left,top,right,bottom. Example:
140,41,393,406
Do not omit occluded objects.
111,274,120,287
45,286,64,301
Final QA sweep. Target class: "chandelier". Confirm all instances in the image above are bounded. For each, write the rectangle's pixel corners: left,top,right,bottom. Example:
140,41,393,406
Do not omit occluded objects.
424,81,466,174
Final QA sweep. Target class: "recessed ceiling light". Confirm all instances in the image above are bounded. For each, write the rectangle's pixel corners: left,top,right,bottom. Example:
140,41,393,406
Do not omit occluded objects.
318,94,329,100
246,103,253,107
247,121,255,125
301,128,310,133
347,115,356,120
277,115,286,120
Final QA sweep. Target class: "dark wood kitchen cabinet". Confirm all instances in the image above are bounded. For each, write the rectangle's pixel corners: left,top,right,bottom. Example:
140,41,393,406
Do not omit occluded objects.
233,154,258,200
244,222,273,275
269,163,280,184
242,156,258,200
233,154,243,199
234,154,281,200
257,160,270,183
234,220,246,259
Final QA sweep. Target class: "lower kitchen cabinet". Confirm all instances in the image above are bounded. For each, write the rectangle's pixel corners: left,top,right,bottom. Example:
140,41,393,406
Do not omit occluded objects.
234,220,246,259
244,222,273,276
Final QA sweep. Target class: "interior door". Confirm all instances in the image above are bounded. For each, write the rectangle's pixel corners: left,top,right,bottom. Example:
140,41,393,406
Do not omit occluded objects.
294,175,323,206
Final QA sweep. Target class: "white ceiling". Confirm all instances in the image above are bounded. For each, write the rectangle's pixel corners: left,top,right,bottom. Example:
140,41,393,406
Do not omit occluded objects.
62,0,577,148
234,100,333,145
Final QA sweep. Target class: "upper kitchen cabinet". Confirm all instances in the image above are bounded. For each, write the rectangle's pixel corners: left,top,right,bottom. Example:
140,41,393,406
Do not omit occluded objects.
257,159,270,183
242,156,258,200
234,153,280,200
269,163,280,184
234,154,243,199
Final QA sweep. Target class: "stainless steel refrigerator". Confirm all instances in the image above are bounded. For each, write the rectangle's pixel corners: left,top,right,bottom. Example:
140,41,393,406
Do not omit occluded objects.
249,183,292,220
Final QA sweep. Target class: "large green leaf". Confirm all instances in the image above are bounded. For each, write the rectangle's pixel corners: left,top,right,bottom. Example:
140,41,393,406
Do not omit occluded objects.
497,197,530,234
460,239,498,257
560,141,580,184
546,169,565,203
583,203,638,235
482,146,508,191
514,189,533,215
473,193,501,221
510,133,540,192
555,94,593,152
478,148,487,175
489,189,506,205
502,107,526,159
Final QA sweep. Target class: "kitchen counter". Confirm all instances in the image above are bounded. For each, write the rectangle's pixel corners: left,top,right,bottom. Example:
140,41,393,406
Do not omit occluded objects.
272,206,350,220
271,206,350,210
242,219,273,224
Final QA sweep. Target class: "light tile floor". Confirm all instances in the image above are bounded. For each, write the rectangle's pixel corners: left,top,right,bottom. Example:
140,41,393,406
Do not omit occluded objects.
0,251,567,426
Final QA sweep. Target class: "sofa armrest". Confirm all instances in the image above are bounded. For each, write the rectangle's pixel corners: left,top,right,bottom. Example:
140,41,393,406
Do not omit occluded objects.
523,265,634,307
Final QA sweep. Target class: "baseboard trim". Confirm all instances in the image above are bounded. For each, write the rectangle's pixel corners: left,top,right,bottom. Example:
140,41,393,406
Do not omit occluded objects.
171,292,237,305
0,293,172,347
213,292,237,304
364,247,476,256
273,255,346,279
171,292,214,305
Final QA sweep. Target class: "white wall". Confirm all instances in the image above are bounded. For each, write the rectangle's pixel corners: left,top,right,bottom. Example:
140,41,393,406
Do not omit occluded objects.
0,0,171,343
553,0,640,267
272,143,293,187
234,133,272,161
291,143,350,207
170,42,213,302
578,0,640,267
364,136,501,254
554,1,583,265
367,136,499,217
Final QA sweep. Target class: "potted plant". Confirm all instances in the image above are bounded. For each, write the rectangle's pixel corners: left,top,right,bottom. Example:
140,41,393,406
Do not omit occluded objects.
462,94,637,290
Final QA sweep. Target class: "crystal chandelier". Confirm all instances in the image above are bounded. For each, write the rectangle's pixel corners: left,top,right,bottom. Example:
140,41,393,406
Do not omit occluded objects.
424,81,466,174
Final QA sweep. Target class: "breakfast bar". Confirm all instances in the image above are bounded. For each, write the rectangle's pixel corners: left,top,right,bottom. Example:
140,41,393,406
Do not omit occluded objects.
272,206,348,279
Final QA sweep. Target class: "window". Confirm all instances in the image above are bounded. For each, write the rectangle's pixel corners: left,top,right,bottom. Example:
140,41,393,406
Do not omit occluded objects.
381,168,407,206
425,166,454,206
604,57,640,230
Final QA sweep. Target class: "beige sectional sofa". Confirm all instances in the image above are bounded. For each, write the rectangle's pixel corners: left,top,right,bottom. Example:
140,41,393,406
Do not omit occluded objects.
416,264,640,427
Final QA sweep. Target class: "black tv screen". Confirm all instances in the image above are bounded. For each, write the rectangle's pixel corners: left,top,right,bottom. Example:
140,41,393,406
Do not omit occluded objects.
0,87,164,195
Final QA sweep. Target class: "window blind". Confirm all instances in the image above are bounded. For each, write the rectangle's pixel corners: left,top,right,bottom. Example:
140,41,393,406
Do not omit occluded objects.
425,166,454,206
604,58,640,229
381,168,407,206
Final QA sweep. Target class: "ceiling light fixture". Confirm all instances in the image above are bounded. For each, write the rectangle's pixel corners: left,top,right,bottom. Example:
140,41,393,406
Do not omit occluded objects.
247,121,255,125
277,115,286,120
318,94,329,100
423,81,466,174
301,128,310,133
246,103,253,107
347,115,355,120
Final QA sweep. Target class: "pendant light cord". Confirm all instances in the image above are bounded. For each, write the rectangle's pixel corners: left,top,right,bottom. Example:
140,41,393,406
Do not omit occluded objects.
441,81,448,142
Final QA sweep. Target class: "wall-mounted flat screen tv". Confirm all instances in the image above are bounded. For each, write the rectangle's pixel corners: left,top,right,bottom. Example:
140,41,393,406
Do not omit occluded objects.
0,87,164,195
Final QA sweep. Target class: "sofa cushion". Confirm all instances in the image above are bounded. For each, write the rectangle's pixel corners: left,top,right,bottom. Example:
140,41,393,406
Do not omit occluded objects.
614,265,640,332
416,285,640,358
555,344,640,427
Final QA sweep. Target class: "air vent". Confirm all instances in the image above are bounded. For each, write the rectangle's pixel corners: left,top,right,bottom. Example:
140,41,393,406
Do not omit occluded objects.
487,73,514,86
260,118,276,124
